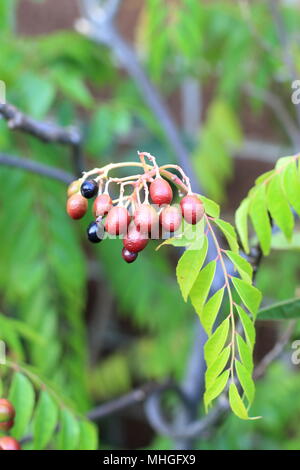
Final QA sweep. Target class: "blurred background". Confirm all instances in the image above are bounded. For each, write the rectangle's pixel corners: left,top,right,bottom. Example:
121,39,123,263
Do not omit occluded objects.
1,0,300,450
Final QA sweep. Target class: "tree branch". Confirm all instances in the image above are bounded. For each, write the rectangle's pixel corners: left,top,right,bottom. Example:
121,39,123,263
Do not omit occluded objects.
0,152,74,184
0,102,84,176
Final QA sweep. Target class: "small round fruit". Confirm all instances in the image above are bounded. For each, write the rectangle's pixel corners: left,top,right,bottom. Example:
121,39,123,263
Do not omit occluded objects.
180,194,204,225
0,437,21,450
80,179,98,199
0,399,15,424
66,194,88,220
105,206,131,235
67,180,81,197
134,204,159,233
0,420,14,431
149,178,173,206
87,221,103,243
123,223,149,253
122,248,138,264
93,194,112,217
160,205,182,232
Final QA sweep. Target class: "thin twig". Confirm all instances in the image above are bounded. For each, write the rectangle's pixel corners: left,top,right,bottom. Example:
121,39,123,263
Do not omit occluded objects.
0,102,84,176
0,152,74,184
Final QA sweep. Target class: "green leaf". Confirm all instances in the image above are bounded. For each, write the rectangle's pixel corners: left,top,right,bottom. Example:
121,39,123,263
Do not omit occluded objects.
267,174,294,240
190,260,216,315
9,372,35,439
235,305,256,347
235,360,255,405
176,236,208,301
156,218,204,250
213,219,239,253
231,277,262,318
205,346,231,389
235,198,250,254
249,185,272,255
229,383,248,419
78,420,99,450
57,408,80,450
236,334,253,372
201,287,224,336
33,391,59,450
204,318,230,367
225,251,252,284
282,160,300,217
258,298,300,320
204,369,230,411
198,195,220,218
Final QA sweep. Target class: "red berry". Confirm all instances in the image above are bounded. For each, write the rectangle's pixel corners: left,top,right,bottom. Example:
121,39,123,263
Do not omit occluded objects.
0,420,14,431
180,194,204,225
134,204,159,233
0,399,15,423
0,437,21,450
122,248,138,263
123,223,149,253
105,206,130,235
160,205,182,232
67,180,81,198
66,194,88,220
93,194,113,217
149,178,173,206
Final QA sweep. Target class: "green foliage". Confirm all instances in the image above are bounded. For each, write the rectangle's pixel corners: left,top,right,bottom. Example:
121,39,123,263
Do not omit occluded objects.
236,156,300,255
1,366,98,450
174,202,261,419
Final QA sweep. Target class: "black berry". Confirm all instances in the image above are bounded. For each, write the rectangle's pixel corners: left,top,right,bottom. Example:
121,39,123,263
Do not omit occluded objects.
122,248,138,263
81,180,98,199
87,221,103,243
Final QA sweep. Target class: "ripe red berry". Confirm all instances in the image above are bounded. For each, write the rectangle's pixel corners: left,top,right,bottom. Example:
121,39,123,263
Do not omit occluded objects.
0,437,21,450
0,399,15,424
105,206,130,235
123,223,149,253
93,194,113,217
0,420,14,431
180,194,204,225
134,204,159,233
149,177,173,206
122,248,138,263
67,180,81,198
160,205,182,232
66,194,88,220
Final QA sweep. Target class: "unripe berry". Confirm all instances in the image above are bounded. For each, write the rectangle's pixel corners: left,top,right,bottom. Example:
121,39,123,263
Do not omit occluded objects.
0,399,15,423
87,221,103,243
134,204,159,233
149,178,173,206
180,194,204,225
0,437,21,450
66,194,88,220
93,194,112,217
80,179,98,199
105,206,130,235
0,420,14,431
122,248,138,263
67,180,81,197
123,223,149,253
160,205,182,232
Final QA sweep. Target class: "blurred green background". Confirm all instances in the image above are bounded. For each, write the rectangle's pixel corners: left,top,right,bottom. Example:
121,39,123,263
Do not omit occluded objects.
1,0,300,450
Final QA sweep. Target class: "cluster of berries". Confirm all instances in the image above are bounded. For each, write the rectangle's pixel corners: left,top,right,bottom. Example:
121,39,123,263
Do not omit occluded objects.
66,155,204,263
0,399,21,450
